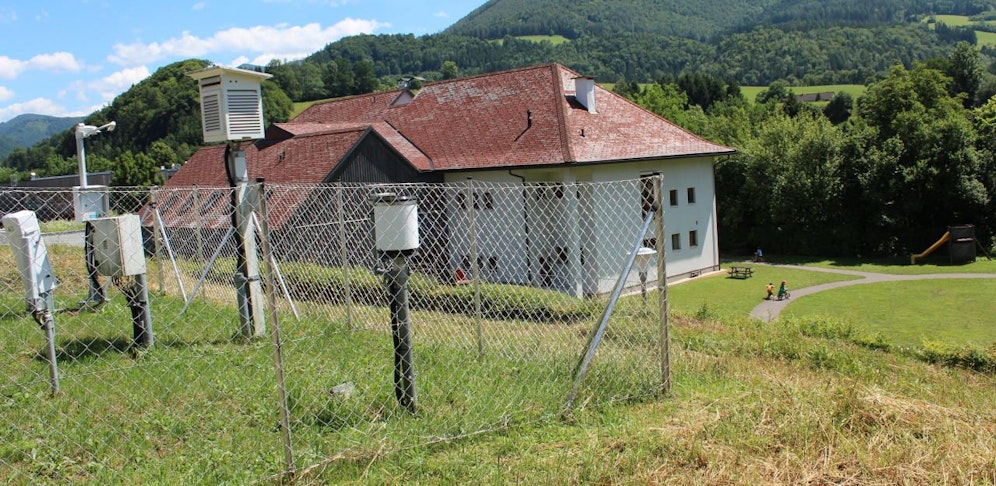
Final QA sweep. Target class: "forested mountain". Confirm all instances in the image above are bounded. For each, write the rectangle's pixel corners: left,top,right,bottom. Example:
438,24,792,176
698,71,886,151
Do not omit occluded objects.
444,0,778,40
3,0,996,256
0,114,83,160
302,0,993,90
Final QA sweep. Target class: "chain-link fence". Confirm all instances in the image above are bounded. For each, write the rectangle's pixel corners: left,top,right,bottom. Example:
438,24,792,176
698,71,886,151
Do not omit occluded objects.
0,179,670,483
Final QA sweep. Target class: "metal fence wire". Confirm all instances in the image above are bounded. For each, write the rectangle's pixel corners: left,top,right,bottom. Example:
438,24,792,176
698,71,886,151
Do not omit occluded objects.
0,179,670,483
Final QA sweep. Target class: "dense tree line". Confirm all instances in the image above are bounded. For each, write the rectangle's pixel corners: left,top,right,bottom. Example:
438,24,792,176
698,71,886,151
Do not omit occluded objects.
623,45,995,255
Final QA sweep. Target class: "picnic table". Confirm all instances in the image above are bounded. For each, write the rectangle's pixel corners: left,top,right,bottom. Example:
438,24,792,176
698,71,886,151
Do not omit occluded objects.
728,265,753,279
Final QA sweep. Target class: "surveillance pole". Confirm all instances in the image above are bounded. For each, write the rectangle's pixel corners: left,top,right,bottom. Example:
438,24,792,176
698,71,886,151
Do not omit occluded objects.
75,122,115,305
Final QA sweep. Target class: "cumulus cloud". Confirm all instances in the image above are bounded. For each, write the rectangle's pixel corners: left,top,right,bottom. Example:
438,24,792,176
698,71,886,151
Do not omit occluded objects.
0,86,13,101
0,56,28,80
69,66,150,104
0,98,66,120
29,52,84,73
435,11,449,18
108,18,388,67
192,2,206,11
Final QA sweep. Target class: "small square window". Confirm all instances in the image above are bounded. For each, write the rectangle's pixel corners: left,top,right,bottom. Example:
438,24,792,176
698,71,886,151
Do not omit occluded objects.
671,233,681,251
689,230,698,247
687,187,696,204
483,192,494,209
669,189,679,206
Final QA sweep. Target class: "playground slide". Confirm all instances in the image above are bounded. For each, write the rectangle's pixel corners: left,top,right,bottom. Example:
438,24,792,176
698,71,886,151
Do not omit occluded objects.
910,231,950,264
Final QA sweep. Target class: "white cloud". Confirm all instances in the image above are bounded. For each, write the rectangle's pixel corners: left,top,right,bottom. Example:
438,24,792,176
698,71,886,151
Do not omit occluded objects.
192,2,206,11
69,66,150,104
95,66,151,101
28,52,84,73
0,98,66,121
0,7,17,23
0,86,13,101
435,11,449,18
108,18,388,66
0,56,28,79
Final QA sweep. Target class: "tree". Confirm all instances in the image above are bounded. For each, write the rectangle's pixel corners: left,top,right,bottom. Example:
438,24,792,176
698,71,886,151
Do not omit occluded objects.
822,91,854,125
948,41,982,108
352,60,380,94
856,63,988,250
441,61,460,80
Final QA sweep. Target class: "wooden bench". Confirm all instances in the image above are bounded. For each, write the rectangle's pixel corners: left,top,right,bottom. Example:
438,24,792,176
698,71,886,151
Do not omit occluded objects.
728,266,753,279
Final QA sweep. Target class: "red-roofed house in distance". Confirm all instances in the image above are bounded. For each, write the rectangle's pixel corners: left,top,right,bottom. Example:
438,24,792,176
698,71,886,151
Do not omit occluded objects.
166,63,735,297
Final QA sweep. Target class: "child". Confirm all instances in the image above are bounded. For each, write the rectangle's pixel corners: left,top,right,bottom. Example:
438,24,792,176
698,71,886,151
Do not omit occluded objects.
777,280,788,300
766,282,774,300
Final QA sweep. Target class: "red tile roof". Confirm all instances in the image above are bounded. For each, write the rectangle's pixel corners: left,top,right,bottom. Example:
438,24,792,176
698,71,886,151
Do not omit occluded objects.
294,63,734,171
171,63,734,188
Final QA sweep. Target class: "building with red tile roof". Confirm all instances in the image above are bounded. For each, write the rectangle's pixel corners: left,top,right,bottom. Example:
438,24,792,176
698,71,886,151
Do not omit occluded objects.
165,63,734,295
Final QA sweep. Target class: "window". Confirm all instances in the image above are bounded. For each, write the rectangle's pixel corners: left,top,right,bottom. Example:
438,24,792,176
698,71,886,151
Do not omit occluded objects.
483,192,494,209
669,189,679,206
640,174,657,216
671,233,681,251
456,192,466,210
687,187,696,204
689,230,698,247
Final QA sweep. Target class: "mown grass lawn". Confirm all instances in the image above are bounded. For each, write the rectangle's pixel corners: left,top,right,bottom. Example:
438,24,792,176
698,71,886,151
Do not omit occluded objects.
781,278,996,347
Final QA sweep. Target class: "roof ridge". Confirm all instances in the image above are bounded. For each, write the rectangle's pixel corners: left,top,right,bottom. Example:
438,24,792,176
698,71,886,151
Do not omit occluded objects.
551,64,574,164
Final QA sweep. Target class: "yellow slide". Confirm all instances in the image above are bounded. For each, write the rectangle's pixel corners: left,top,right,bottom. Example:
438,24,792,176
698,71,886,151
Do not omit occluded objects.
911,231,950,264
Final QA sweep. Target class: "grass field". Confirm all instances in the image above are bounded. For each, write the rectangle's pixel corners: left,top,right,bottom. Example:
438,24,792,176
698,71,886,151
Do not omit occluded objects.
928,14,996,46
2,241,995,483
741,84,867,103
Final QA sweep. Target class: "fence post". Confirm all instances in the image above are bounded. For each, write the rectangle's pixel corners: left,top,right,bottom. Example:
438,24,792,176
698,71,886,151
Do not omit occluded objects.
654,175,671,394
150,187,164,294
255,179,295,474
337,187,353,328
194,185,205,297
467,179,483,357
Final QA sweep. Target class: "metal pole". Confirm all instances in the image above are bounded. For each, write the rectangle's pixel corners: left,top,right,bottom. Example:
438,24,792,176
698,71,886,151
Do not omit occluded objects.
654,175,671,395
151,187,165,293
565,209,656,411
83,222,106,304
386,254,417,412
76,127,88,188
35,307,60,396
194,186,206,299
255,179,295,473
337,188,353,328
467,179,483,357
127,274,154,348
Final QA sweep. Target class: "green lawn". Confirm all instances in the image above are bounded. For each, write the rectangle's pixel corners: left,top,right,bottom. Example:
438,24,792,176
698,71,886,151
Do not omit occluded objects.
927,14,996,46
665,265,859,318
517,35,571,45
781,278,996,348
741,84,867,103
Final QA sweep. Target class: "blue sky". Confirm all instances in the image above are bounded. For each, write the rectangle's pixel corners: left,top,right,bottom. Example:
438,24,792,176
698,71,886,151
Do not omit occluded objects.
0,0,484,123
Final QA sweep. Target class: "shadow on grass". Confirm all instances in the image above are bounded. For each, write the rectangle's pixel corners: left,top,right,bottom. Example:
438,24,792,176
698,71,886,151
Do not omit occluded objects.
32,335,245,364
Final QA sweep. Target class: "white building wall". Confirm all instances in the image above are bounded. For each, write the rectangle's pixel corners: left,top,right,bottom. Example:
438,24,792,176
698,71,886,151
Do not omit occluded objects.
443,156,719,296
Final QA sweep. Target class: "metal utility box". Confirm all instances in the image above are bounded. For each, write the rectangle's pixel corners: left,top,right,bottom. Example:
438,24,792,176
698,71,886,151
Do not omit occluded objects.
2,210,57,310
187,65,272,143
73,185,109,222
90,214,146,277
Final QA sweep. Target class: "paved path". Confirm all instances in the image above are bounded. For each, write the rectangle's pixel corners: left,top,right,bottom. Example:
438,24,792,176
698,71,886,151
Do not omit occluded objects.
749,263,996,322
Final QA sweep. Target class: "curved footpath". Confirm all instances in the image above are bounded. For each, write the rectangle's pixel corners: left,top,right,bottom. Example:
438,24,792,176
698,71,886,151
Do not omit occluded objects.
749,264,996,322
